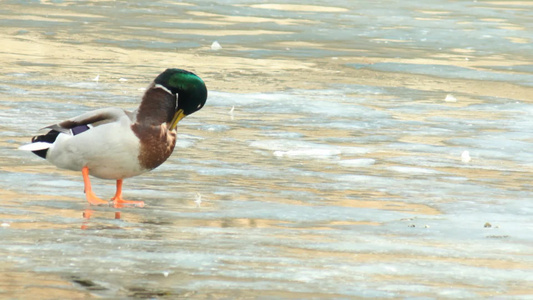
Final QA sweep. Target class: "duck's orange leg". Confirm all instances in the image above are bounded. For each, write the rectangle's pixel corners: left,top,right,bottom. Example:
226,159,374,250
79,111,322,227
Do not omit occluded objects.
82,166,109,206
110,179,145,208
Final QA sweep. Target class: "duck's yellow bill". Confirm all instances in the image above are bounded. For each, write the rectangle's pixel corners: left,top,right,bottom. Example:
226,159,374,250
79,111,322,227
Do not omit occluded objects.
170,109,186,130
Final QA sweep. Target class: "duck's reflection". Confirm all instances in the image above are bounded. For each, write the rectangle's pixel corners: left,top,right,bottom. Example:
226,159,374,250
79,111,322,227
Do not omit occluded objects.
81,208,122,230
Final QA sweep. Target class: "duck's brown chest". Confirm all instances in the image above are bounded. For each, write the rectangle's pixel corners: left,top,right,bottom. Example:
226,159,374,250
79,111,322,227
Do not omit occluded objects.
132,123,177,170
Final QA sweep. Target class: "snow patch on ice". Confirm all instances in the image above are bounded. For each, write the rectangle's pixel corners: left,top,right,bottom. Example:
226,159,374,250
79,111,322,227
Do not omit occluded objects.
250,139,368,160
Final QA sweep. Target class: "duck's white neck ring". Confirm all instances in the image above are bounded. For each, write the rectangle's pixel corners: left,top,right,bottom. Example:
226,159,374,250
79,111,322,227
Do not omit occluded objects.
153,84,173,95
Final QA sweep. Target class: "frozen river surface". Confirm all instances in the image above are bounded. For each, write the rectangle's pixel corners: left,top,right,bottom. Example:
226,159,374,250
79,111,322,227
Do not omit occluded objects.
0,0,532,298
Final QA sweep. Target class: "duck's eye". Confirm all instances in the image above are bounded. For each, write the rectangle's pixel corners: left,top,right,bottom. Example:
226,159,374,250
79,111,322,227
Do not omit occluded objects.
197,104,202,109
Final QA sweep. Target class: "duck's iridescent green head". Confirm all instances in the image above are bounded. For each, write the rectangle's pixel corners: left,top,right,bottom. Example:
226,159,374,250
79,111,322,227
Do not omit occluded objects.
154,68,207,115
154,68,207,129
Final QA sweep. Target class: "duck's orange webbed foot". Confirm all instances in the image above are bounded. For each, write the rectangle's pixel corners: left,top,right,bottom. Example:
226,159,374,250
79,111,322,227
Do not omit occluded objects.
111,179,144,208
82,166,109,206
86,190,109,206
111,197,145,208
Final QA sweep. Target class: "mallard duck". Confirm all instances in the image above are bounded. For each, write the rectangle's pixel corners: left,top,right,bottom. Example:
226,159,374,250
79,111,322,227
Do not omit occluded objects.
19,68,207,208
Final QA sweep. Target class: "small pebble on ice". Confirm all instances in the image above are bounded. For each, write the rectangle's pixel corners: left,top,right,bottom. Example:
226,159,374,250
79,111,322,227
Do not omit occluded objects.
163,271,169,277
211,41,222,50
118,78,128,82
484,222,492,228
461,150,471,163
445,94,457,102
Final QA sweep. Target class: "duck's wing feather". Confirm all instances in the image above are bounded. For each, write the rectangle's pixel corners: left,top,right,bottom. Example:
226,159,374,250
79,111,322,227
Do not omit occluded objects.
20,108,133,157
42,108,131,133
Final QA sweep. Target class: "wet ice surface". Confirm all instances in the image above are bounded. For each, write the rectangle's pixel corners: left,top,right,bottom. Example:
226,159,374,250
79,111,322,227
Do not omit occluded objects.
1,0,533,299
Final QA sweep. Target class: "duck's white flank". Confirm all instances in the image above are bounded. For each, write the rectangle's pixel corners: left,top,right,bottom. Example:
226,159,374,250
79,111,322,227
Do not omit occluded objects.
47,114,144,180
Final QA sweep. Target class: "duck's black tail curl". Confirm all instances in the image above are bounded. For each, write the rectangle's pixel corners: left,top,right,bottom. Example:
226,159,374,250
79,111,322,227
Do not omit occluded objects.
30,130,60,159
